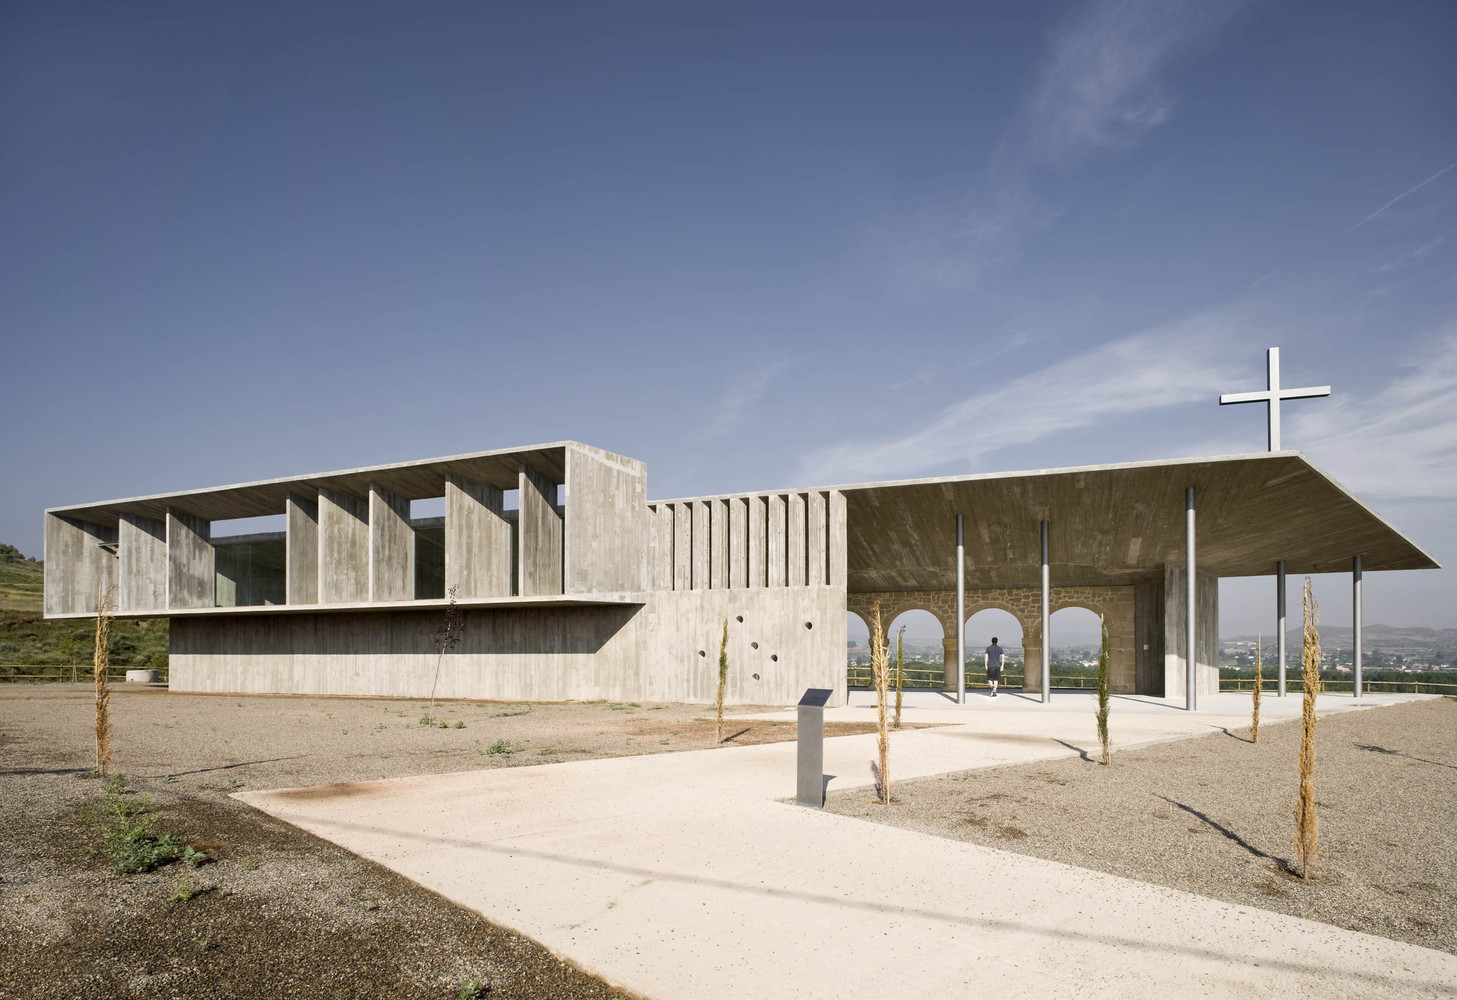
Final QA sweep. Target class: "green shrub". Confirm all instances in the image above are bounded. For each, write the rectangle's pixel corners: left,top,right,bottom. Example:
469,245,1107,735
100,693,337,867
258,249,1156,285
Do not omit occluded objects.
89,780,182,875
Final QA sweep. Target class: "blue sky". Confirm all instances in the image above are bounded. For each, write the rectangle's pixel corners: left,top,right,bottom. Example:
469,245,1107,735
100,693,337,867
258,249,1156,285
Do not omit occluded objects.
3,1,1454,642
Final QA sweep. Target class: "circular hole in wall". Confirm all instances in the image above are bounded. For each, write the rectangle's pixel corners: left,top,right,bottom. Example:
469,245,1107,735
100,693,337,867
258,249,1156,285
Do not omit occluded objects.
698,650,706,657
804,621,813,629
751,642,759,649
770,654,779,662
736,615,744,623
752,673,760,680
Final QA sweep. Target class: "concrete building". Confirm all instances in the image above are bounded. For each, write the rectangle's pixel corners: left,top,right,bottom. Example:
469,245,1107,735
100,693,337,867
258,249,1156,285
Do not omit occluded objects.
43,442,1438,706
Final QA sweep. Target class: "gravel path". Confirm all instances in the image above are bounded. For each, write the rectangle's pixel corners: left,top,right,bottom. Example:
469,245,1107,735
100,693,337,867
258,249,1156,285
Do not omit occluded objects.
0,685,899,999
825,696,1457,955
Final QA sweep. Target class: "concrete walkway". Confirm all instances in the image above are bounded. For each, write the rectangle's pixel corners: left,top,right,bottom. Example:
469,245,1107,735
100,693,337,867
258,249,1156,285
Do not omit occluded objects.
239,691,1457,999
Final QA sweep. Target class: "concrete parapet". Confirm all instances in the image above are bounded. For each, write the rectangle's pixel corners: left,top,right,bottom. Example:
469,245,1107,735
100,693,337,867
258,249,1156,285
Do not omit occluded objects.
43,513,117,615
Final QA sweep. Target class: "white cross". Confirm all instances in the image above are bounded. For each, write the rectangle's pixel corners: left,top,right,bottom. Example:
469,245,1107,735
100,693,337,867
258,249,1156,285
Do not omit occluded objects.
1219,348,1330,452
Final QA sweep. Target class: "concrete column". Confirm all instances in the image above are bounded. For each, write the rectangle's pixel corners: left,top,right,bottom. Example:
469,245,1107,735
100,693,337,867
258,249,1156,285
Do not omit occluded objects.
1353,554,1363,699
318,489,368,603
691,500,710,590
444,474,510,598
710,499,729,589
1040,519,1050,704
1186,486,1197,712
369,483,414,602
767,494,787,588
827,491,847,588
956,513,965,705
118,513,166,613
941,638,957,694
748,496,767,588
806,492,827,586
1276,560,1287,697
518,464,563,596
728,497,748,588
167,508,214,610
673,503,691,591
286,493,319,605
787,493,807,587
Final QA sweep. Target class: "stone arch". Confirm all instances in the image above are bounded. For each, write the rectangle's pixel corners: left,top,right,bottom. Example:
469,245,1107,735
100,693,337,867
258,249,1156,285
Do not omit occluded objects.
1023,588,1136,694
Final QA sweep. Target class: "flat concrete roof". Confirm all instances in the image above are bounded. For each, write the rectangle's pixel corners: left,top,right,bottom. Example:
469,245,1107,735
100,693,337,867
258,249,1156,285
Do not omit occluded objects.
43,592,648,621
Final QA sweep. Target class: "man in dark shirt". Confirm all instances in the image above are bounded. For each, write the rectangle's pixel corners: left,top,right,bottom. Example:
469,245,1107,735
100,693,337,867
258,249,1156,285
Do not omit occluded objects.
984,637,1004,697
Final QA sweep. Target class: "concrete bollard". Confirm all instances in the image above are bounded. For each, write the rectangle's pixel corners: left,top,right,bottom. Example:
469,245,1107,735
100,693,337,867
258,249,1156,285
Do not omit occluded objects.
796,688,832,807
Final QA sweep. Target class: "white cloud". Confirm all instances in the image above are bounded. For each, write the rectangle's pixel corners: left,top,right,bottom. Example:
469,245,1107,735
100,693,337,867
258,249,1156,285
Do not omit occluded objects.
702,359,793,439
1025,2,1238,163
795,311,1251,485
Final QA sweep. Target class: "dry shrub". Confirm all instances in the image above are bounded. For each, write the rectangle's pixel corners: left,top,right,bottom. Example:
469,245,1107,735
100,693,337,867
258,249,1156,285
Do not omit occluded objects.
1251,633,1262,743
716,619,729,742
93,585,117,777
871,602,890,804
1095,615,1111,764
1294,578,1321,879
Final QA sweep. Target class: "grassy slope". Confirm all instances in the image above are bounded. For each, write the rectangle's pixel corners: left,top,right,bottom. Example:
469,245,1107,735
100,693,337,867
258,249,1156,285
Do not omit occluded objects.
0,545,168,668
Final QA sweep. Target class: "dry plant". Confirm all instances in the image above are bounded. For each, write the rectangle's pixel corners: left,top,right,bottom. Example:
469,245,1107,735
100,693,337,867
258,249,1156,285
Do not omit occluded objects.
871,602,890,804
426,585,465,725
893,624,906,729
1294,578,1321,879
716,618,730,742
1095,615,1111,764
93,585,117,777
1250,633,1262,743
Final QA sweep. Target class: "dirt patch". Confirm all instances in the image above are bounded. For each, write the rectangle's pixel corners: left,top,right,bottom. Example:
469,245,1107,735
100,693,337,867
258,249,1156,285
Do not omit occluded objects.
0,685,912,999
826,697,1457,955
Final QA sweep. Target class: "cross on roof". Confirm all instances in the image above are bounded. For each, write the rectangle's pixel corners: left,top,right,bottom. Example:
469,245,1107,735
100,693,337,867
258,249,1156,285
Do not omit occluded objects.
1219,347,1331,452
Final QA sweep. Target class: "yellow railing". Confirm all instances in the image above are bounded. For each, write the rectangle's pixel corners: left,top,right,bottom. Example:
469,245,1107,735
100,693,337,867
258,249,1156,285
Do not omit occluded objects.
0,664,169,683
1218,677,1456,695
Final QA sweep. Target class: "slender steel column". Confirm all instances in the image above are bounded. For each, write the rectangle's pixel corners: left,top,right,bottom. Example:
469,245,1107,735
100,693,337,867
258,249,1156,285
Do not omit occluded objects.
1276,560,1287,698
1353,554,1363,699
1040,519,1050,704
1186,486,1197,712
955,513,966,705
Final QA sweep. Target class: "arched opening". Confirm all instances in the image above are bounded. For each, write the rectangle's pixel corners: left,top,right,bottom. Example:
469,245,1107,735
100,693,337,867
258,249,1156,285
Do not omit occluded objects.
965,609,1024,691
846,611,871,670
847,609,945,690
1049,606,1104,690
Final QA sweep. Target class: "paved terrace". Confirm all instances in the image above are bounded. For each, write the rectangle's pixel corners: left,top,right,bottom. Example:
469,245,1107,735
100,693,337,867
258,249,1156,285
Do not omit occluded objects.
239,691,1457,999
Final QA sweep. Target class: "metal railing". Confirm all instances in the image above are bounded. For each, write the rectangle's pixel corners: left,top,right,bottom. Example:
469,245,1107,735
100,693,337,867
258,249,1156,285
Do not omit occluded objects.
1218,677,1456,695
0,664,169,684
847,666,1457,697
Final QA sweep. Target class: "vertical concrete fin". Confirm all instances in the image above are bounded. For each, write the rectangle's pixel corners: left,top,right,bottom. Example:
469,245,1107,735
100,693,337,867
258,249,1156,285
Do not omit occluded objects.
827,490,847,588
369,482,415,602
167,508,214,610
44,513,117,616
318,489,369,603
767,494,787,588
562,443,648,595
691,501,710,590
118,514,166,613
445,474,510,598
285,493,319,605
806,492,827,587
728,497,748,589
518,464,563,596
710,499,729,589
748,495,767,588
787,492,807,587
672,503,691,591
651,504,673,591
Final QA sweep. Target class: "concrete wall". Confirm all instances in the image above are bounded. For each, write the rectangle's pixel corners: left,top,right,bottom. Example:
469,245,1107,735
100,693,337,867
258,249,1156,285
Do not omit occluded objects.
318,489,368,603
169,585,848,706
43,513,117,615
1134,577,1165,696
1163,564,1220,699
118,513,166,613
167,509,214,610
518,464,563,596
368,482,415,602
563,444,648,595
444,474,511,598
285,493,319,605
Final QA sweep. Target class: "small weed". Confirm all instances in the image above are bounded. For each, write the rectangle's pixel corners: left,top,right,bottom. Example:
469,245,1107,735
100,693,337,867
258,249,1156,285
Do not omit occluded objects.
181,846,208,868
419,717,432,725
227,778,243,789
459,980,485,1000
649,705,666,710
86,779,183,875
659,739,669,745
537,748,555,756
241,856,257,871
486,738,523,755
454,721,466,729
1198,782,1209,787
361,900,379,911
438,721,448,729
196,938,211,951
169,873,195,903
162,774,177,784
1416,882,1443,893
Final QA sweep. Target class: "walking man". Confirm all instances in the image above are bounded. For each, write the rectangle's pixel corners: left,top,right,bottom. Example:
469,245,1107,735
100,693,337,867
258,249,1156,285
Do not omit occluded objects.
984,636,1004,697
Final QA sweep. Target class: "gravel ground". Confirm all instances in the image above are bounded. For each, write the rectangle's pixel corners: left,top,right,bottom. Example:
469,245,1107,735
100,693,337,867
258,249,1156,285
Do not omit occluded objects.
0,685,902,1000
826,696,1457,955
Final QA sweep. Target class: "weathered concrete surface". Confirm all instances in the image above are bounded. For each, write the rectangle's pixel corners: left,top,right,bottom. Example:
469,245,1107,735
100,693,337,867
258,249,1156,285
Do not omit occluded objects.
318,489,368,604
562,444,648,596
368,482,415,602
166,508,213,610
749,494,767,588
1164,564,1220,699
690,500,709,591
117,513,165,613
43,513,116,615
444,474,511,598
518,464,563,596
240,692,1455,1000
767,494,786,588
285,493,319,605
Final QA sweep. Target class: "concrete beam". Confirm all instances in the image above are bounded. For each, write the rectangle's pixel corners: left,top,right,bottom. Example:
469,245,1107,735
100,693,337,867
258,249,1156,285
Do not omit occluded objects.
787,493,807,587
286,493,319,605
167,508,214,610
748,495,767,588
518,464,563,596
118,513,166,613
369,482,415,602
767,494,786,588
318,489,369,603
43,513,117,616
445,474,511,598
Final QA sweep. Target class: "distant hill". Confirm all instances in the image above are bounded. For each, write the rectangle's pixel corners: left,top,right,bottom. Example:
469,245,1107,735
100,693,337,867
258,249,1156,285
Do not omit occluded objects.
0,543,43,613
1225,624,1457,648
